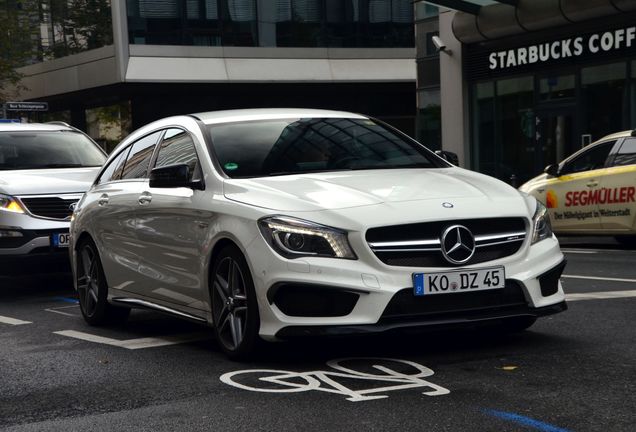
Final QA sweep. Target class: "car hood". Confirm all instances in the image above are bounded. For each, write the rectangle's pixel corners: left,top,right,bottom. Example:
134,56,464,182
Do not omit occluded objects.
0,168,101,195
518,173,549,193
223,168,523,212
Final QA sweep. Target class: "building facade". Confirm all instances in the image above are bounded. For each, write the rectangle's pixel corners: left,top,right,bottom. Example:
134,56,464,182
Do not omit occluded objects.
419,0,636,184
4,0,417,151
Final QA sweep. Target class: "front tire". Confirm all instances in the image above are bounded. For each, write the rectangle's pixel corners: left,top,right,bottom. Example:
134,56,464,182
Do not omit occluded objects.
76,239,130,326
210,245,260,360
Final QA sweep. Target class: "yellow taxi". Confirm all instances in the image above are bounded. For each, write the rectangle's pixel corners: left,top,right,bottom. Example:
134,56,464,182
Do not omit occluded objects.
519,130,636,244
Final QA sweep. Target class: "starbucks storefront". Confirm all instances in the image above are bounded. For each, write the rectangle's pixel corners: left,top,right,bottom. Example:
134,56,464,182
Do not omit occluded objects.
453,3,636,185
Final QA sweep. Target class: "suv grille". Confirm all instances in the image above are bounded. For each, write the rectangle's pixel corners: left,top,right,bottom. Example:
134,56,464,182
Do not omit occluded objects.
366,218,526,267
19,196,79,220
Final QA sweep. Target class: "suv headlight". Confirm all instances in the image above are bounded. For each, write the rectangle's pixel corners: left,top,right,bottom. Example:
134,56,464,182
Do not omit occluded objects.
258,216,356,259
531,199,553,244
0,194,25,214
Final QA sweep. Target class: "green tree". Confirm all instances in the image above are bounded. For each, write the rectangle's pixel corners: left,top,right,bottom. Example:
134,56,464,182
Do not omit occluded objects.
0,0,39,103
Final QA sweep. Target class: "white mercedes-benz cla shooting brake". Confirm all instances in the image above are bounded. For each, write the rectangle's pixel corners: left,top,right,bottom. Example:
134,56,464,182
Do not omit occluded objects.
70,109,567,359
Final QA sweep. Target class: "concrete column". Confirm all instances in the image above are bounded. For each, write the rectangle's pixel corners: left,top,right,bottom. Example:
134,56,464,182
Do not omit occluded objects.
439,9,468,167
111,0,130,82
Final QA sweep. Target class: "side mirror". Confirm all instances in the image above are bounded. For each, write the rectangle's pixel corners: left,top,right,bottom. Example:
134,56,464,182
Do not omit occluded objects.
435,150,460,166
543,164,559,177
149,164,203,189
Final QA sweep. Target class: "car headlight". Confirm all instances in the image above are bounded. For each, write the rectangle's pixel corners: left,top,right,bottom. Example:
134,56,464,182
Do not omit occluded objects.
258,216,356,259
0,194,25,214
531,199,553,244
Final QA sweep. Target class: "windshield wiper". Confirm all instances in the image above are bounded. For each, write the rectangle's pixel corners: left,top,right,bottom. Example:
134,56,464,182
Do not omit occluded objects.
267,168,354,176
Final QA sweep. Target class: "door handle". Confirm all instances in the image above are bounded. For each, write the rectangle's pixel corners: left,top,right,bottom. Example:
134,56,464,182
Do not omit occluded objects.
138,193,152,205
98,194,109,206
586,181,599,187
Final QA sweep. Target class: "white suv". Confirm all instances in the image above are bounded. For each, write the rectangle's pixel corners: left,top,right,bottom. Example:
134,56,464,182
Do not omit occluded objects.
0,122,106,273
70,109,567,359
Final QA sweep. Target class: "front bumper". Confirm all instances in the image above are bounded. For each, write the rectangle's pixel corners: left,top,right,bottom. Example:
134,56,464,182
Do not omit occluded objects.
1,211,72,274
248,233,567,340
277,301,567,338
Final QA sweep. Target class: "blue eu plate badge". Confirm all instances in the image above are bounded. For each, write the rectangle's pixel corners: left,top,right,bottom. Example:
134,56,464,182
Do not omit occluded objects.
413,273,425,296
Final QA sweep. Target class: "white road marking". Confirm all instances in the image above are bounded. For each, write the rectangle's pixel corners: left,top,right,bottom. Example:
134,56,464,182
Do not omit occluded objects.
53,330,210,349
565,290,636,302
221,358,449,402
0,315,32,326
562,274,636,283
45,304,81,317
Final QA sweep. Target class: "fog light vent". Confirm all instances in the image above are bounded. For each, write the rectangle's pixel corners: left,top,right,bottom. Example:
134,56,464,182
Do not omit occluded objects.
269,283,360,317
538,261,566,297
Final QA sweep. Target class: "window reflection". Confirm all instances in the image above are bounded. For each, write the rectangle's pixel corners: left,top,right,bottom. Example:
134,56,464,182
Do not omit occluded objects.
126,0,414,47
208,117,438,179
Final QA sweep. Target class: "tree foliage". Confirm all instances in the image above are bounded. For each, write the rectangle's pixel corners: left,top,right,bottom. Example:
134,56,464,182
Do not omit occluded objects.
0,0,39,102
1,0,113,102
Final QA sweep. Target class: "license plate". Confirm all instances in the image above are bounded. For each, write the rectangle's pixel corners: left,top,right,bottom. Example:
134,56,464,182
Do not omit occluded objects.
52,233,70,248
413,266,505,296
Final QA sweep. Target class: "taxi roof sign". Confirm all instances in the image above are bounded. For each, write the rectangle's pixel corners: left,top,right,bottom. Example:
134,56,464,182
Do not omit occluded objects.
4,101,48,111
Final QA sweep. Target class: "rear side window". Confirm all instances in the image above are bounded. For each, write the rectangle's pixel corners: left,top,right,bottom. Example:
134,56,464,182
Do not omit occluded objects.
153,128,201,181
120,132,162,179
96,148,130,184
612,138,636,167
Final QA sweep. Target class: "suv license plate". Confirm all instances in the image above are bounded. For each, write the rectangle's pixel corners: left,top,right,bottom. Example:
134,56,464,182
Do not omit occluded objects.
52,233,70,248
413,266,505,296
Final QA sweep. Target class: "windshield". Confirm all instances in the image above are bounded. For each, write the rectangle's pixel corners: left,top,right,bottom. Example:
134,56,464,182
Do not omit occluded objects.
0,131,106,170
207,117,445,178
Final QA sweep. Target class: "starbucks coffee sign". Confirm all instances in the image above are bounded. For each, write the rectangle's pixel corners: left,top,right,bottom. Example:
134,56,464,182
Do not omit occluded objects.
488,26,636,71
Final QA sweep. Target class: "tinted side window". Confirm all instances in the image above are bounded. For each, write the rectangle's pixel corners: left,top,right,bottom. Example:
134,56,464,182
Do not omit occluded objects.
562,141,615,175
120,132,162,179
612,138,636,167
96,147,129,184
154,129,200,181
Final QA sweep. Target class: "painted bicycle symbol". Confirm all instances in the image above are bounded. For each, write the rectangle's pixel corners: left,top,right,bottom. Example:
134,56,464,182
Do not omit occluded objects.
220,357,450,402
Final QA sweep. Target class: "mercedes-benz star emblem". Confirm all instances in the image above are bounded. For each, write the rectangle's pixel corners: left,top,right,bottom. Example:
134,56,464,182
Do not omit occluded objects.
440,225,475,265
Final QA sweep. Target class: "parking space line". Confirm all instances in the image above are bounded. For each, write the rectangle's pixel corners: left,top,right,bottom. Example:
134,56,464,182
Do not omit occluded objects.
565,290,636,302
53,330,210,349
45,305,81,317
0,315,32,326
562,274,636,283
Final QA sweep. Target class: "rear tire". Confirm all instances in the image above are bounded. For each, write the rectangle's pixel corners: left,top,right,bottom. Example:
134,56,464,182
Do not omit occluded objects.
76,239,130,326
210,245,261,360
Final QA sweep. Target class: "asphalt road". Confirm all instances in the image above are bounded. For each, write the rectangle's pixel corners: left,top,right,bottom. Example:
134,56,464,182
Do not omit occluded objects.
0,236,634,432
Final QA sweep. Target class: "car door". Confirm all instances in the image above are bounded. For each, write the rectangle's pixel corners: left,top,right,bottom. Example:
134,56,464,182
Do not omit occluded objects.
93,131,162,294
546,140,616,233
598,137,636,232
135,128,210,310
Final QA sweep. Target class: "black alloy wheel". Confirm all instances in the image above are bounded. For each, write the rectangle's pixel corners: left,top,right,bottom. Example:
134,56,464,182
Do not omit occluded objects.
76,239,129,325
210,245,260,360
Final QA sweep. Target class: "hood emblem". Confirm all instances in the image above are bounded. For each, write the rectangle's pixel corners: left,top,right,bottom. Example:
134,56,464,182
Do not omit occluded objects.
441,225,475,265
442,202,454,208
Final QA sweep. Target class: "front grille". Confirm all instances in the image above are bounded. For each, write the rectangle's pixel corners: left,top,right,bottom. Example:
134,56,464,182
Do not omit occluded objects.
380,281,528,323
19,196,79,220
366,217,526,267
